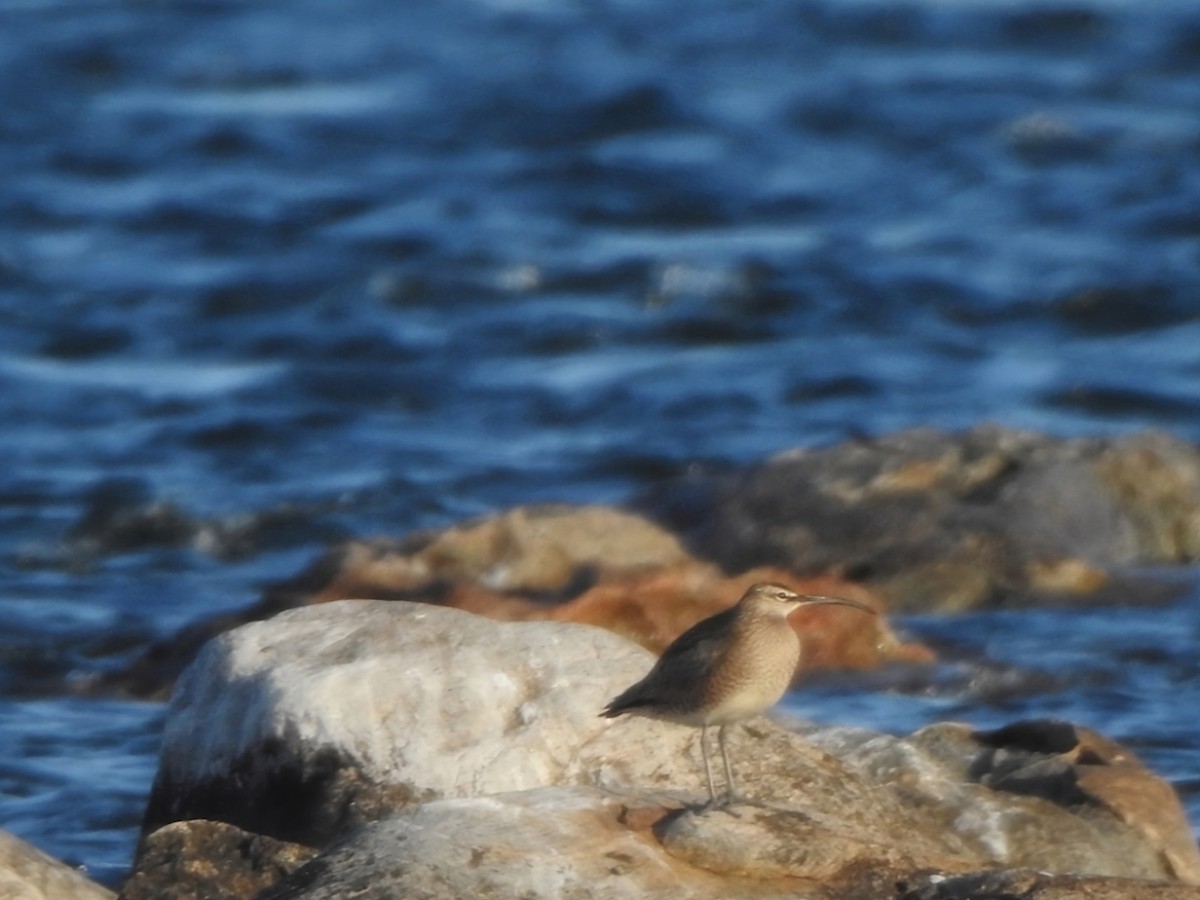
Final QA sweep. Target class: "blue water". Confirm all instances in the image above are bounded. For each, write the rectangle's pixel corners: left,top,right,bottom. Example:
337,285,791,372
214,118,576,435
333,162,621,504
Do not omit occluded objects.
4,0,1200,886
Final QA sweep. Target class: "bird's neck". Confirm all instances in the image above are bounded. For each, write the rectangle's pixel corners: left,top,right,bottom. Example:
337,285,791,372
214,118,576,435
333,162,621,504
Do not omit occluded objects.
734,607,793,640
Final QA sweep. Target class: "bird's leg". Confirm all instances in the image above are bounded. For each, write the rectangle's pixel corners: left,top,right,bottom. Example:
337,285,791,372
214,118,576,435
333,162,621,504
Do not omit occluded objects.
699,724,718,806
718,724,740,805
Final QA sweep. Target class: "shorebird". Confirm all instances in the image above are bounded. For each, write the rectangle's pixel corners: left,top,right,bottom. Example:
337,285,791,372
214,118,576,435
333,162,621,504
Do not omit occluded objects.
600,582,874,807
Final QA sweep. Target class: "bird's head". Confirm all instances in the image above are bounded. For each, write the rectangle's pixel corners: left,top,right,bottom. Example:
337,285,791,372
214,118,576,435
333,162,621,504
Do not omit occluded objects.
741,582,876,619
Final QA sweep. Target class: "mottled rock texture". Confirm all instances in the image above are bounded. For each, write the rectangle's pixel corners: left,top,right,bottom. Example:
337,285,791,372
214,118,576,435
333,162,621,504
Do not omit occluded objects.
118,820,315,900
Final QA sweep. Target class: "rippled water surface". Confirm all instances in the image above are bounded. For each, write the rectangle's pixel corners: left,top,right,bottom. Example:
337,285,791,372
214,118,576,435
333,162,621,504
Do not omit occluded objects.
4,0,1200,885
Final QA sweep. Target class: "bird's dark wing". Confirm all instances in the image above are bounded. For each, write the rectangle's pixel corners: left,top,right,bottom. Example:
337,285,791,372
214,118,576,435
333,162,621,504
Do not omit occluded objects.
600,606,736,716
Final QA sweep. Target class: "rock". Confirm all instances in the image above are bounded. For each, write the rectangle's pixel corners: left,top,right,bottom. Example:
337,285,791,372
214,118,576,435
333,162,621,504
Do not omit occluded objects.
84,429,1200,701
423,503,694,591
545,562,932,668
119,820,316,900
1079,763,1200,882
0,828,115,900
1093,431,1200,561
100,514,927,700
800,718,1200,883
140,600,676,845
898,868,1200,900
142,597,926,849
263,794,1200,899
266,503,694,606
269,546,930,670
259,787,802,900
133,601,1198,899
676,426,1200,611
656,802,927,881
91,504,698,699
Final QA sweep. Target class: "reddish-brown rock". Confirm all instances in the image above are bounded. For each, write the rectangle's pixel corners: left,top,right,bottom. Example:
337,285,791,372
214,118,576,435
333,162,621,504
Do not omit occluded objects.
107,509,926,703
275,551,930,673
543,563,932,671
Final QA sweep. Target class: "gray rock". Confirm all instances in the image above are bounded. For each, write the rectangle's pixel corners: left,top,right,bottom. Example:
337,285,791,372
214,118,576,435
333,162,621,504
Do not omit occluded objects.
686,426,1200,611
898,868,1200,900
801,719,1200,883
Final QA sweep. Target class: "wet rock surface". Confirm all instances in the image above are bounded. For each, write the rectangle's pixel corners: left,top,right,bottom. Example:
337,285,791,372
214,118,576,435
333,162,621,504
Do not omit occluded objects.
128,600,1200,899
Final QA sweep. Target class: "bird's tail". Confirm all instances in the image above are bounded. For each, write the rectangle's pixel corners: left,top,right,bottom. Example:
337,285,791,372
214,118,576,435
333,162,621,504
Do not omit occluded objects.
599,687,645,718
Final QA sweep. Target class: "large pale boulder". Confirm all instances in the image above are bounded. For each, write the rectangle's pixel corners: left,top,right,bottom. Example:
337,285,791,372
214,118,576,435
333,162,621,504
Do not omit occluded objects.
0,829,114,900
142,599,651,842
142,598,937,849
133,600,1200,898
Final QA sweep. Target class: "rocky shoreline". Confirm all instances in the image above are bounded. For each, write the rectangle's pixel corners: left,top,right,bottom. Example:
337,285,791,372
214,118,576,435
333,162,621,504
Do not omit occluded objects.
6,425,1200,898
126,600,1200,898
94,426,1200,701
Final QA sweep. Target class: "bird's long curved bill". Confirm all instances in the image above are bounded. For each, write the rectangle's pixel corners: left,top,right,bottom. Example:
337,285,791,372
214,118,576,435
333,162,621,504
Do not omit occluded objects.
794,595,876,615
